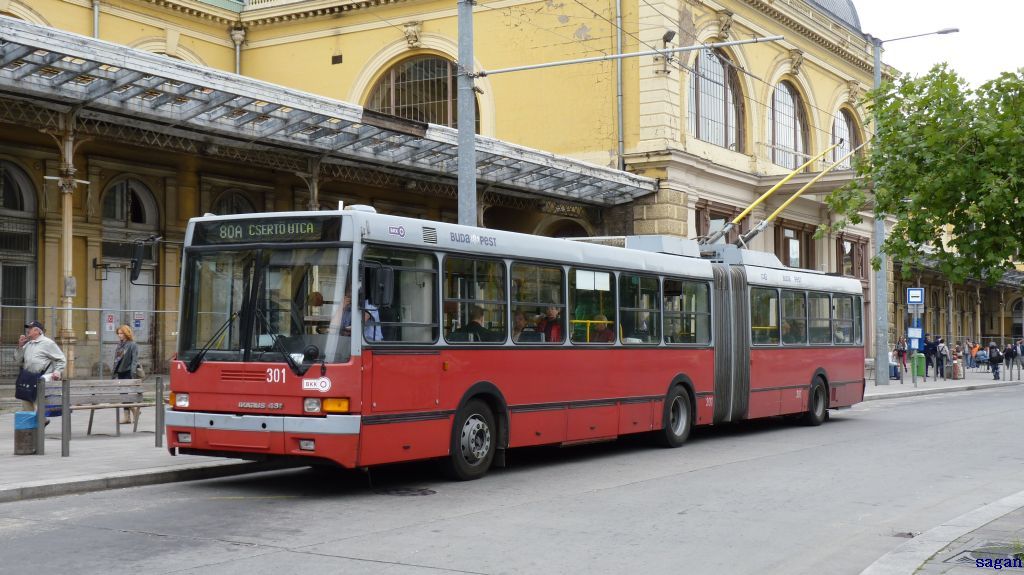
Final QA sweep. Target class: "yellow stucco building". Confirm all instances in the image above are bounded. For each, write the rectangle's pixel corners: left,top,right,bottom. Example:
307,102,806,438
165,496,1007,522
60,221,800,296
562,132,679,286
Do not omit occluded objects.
0,0,1019,385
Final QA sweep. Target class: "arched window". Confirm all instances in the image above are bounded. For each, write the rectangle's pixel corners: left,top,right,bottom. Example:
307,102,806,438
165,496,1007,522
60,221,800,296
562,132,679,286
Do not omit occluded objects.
366,55,479,131
770,81,808,170
0,161,38,344
1,165,26,212
688,48,743,151
102,177,154,226
212,190,256,215
832,109,860,169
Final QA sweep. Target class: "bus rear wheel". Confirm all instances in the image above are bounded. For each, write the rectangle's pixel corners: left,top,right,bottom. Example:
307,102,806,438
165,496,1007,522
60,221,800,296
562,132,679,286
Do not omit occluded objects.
656,387,692,448
442,399,496,481
802,380,828,426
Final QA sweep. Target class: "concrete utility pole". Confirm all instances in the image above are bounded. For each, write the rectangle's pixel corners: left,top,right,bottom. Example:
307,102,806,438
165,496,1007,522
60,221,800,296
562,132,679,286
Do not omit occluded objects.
456,0,476,227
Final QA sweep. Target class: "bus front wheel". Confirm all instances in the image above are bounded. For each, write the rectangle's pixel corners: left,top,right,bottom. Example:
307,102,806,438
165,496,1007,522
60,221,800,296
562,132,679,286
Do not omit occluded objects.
802,380,828,426
656,387,692,448
442,399,496,481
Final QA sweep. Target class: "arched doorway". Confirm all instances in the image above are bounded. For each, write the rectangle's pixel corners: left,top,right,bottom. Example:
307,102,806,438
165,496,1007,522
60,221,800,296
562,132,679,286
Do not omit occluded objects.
100,177,159,374
543,219,589,239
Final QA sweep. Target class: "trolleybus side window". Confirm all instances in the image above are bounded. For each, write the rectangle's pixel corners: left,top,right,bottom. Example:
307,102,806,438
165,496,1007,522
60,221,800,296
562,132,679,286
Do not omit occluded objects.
569,268,614,344
510,262,564,344
781,289,808,345
808,292,832,344
750,287,780,345
853,295,863,344
443,256,506,343
833,295,855,344
663,279,711,344
619,273,660,345
362,246,438,344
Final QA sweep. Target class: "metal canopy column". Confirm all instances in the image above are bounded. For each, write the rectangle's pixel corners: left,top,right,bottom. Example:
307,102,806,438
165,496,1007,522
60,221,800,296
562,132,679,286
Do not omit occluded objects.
43,111,89,376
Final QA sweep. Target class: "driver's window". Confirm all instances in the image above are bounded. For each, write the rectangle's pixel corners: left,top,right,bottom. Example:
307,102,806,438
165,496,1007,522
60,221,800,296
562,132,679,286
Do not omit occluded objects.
253,248,351,363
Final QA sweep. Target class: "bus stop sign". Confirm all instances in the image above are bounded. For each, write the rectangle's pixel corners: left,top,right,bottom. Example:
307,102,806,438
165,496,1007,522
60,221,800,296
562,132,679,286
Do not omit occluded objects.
907,287,924,305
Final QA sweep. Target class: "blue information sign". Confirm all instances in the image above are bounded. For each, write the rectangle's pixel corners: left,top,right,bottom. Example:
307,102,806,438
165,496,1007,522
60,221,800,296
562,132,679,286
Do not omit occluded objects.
907,287,924,304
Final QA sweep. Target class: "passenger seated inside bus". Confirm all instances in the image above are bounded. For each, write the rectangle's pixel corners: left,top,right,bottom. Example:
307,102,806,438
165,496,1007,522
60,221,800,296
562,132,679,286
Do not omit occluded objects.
511,311,529,342
535,305,564,343
782,319,806,345
458,306,499,342
592,314,615,343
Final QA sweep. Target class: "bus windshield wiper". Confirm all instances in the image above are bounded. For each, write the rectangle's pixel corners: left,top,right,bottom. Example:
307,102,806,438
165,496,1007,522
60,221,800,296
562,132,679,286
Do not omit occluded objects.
254,307,305,376
186,311,239,373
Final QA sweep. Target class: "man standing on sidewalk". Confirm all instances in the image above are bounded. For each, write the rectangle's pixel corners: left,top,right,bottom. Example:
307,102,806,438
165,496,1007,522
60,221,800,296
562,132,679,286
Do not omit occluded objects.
923,334,937,379
14,320,66,413
988,342,1002,381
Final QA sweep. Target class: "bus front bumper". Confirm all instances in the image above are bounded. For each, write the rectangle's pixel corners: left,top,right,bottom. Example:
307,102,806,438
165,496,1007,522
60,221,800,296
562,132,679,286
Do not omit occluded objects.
165,409,361,467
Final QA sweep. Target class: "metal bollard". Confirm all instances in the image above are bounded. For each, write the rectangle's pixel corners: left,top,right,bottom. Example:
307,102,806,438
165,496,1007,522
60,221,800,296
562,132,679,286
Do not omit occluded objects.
155,376,164,448
34,375,45,456
61,378,70,457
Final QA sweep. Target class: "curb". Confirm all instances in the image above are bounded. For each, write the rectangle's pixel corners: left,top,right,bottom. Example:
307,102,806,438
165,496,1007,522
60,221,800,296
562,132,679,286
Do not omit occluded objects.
863,380,1024,401
859,489,1024,575
0,460,286,504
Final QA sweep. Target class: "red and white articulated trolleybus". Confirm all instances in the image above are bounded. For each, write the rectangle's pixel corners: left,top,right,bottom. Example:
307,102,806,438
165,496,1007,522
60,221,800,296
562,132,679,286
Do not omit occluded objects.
165,208,864,480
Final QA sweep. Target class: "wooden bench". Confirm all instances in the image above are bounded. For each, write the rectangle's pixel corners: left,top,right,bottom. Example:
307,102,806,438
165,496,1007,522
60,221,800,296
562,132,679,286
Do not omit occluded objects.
46,379,155,436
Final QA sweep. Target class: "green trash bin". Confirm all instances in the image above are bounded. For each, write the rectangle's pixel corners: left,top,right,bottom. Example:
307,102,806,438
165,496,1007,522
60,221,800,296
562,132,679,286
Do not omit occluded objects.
912,354,926,377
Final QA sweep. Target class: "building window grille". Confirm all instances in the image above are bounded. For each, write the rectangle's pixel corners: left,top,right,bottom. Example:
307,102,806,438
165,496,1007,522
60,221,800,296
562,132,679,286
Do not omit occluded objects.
213,190,256,215
366,55,479,132
103,178,150,225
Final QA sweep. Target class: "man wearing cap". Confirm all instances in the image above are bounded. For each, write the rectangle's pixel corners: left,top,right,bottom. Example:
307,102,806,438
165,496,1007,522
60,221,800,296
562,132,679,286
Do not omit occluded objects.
14,321,66,412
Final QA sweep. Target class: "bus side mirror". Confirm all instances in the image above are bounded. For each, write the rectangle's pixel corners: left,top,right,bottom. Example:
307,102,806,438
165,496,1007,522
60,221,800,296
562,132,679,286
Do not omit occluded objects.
130,243,144,282
369,267,394,308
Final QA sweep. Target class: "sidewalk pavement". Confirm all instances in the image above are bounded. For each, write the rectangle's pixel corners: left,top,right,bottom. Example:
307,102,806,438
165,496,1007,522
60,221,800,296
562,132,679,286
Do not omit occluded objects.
2,366,1023,575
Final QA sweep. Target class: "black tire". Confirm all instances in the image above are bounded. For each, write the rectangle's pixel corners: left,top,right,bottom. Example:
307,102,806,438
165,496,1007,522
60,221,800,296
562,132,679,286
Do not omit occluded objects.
442,399,496,481
802,379,828,426
656,386,692,447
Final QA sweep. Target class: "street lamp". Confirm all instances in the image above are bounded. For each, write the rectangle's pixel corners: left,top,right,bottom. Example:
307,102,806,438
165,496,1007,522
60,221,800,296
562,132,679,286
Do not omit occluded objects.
871,27,958,388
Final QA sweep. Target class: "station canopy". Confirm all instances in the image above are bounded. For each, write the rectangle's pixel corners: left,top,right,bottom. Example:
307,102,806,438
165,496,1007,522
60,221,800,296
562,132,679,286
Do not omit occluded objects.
0,16,655,206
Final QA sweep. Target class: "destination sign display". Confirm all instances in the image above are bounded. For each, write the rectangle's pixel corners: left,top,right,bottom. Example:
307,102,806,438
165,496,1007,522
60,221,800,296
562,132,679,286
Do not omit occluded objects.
193,216,342,245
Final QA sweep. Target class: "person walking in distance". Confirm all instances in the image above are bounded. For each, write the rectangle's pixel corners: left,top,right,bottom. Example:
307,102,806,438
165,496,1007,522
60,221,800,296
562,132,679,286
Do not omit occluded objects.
895,335,909,373
1015,339,1024,380
1002,342,1017,382
14,320,66,415
112,325,140,424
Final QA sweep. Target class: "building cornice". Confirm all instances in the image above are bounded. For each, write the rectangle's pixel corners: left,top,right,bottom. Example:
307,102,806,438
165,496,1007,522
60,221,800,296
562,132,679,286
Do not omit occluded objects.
138,0,412,27
738,0,875,76
241,0,410,27
140,0,241,25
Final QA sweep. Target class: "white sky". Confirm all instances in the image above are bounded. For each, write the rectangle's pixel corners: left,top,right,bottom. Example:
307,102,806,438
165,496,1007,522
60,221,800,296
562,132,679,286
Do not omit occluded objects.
853,0,1024,87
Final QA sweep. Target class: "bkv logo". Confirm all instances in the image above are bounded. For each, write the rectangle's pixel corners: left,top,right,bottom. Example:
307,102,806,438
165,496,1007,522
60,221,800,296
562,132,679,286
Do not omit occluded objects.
302,376,332,393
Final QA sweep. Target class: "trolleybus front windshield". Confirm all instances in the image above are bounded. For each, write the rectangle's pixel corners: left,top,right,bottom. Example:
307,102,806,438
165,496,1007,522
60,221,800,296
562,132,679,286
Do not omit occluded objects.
180,247,353,369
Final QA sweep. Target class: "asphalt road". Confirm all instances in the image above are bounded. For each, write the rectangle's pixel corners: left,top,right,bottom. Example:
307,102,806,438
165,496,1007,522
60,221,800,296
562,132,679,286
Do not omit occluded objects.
2,386,1023,575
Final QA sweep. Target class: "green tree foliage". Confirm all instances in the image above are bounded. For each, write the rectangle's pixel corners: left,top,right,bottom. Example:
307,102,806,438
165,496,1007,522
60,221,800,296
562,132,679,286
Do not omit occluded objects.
825,66,1024,284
